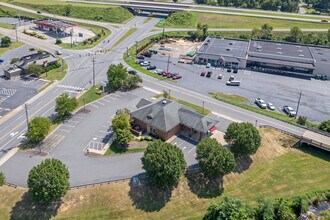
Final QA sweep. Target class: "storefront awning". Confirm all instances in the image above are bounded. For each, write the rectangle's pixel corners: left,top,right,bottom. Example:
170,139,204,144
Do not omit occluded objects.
209,126,217,133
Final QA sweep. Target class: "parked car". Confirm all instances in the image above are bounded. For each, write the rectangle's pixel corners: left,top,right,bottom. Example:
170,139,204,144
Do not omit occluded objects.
142,51,152,58
206,63,211,68
167,73,177,78
200,71,206,76
172,75,182,80
136,59,144,64
153,69,163,74
136,55,144,59
147,65,156,70
229,75,235,81
283,106,296,117
227,68,232,73
206,71,213,78
148,49,158,54
128,69,137,75
217,74,223,79
162,71,171,77
178,59,185,63
55,50,62,55
254,98,267,109
37,11,42,14
0,58,4,63
267,102,275,110
321,20,328,23
233,68,238,74
226,80,240,86
140,61,150,66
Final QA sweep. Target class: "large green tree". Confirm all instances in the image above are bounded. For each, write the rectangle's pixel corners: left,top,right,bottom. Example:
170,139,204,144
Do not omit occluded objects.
204,196,252,220
261,23,273,40
112,110,132,146
27,158,70,205
254,198,276,220
289,26,303,43
26,64,43,76
107,63,128,91
26,116,52,144
141,140,186,188
319,120,330,133
224,122,261,157
123,74,142,90
55,93,78,117
196,138,235,178
0,36,11,47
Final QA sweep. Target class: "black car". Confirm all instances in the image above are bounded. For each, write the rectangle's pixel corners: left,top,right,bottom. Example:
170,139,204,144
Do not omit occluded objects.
227,68,232,73
206,71,213,78
142,51,152,58
147,65,156,70
167,73,177,78
128,69,137,75
136,55,144,60
233,68,238,74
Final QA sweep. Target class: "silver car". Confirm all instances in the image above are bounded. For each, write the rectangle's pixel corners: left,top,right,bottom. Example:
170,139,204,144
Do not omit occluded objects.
267,102,275,110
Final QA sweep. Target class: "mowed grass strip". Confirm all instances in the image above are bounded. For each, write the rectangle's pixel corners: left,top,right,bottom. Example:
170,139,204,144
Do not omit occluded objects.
40,59,68,82
158,11,330,29
111,28,137,49
76,85,102,109
2,129,329,219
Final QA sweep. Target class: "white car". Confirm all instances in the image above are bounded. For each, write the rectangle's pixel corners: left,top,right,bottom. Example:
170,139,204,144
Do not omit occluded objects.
140,61,150,66
153,69,163,74
255,98,267,109
267,102,275,110
206,63,211,68
55,50,62,55
283,106,296,117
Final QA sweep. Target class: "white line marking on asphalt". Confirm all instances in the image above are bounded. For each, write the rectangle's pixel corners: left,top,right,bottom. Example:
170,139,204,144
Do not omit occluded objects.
102,99,111,103
73,116,84,119
98,130,108,133
90,103,99,108
95,101,105,105
107,96,117,100
57,129,71,132
188,146,196,153
62,124,75,128
69,120,80,123
182,146,186,150
212,111,242,123
143,86,161,94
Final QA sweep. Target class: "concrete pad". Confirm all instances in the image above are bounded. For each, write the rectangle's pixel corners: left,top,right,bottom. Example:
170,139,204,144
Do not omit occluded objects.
210,130,228,146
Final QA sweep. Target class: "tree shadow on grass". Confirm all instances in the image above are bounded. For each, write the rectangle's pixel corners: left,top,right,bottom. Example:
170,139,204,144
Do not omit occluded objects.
128,175,172,212
233,155,253,174
10,192,62,220
186,168,224,199
296,143,330,162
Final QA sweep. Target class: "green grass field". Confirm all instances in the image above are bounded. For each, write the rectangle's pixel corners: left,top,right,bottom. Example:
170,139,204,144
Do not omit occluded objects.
0,0,133,23
39,59,67,82
76,85,102,109
1,128,328,219
0,41,24,56
0,22,14,29
105,141,146,156
158,11,330,29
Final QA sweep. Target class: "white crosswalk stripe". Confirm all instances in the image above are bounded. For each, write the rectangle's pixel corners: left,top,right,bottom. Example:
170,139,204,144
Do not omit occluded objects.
57,84,85,91
0,88,16,96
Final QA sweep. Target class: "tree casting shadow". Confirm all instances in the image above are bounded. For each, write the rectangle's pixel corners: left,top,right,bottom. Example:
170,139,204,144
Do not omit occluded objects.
128,175,173,212
233,155,253,173
186,168,224,199
10,192,62,220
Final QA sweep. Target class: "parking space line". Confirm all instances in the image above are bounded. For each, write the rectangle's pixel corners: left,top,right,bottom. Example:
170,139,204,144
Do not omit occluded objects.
90,103,99,108
107,96,117,100
62,124,75,128
57,128,71,132
98,130,108,133
73,116,84,119
188,146,196,153
95,101,105,105
102,99,111,103
69,120,80,123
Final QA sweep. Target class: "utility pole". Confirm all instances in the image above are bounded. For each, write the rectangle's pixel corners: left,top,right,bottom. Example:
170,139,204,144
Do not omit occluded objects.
83,98,86,112
168,89,171,99
202,101,205,114
14,23,18,42
24,104,29,128
61,59,64,73
162,21,165,38
126,47,129,58
295,91,302,118
92,58,96,87
70,28,73,48
166,53,171,72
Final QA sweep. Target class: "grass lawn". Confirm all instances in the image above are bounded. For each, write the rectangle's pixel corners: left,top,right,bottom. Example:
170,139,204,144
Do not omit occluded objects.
2,128,329,219
60,23,111,50
0,41,24,56
111,28,137,49
209,91,318,128
76,85,102,109
39,59,67,82
0,22,14,29
105,141,146,156
158,11,330,29
154,93,211,115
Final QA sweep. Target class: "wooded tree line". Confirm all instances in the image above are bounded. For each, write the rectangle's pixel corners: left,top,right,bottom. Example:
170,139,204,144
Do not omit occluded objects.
305,0,330,13
194,0,300,12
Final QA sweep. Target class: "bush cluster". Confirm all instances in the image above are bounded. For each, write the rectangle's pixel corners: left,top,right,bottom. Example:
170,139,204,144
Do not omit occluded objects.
23,30,46,40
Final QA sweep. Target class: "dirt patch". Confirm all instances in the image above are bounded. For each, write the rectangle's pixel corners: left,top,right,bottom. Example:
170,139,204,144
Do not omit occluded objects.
127,141,148,149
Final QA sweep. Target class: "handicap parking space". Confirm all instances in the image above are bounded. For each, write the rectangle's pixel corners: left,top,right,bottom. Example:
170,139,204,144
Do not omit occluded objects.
171,135,198,165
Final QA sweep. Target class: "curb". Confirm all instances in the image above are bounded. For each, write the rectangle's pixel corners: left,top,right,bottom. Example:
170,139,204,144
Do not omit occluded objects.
0,147,19,167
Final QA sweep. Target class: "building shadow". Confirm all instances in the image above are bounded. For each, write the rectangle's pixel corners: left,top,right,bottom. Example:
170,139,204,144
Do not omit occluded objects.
10,192,62,220
186,167,224,199
233,155,253,173
296,143,330,162
128,174,173,212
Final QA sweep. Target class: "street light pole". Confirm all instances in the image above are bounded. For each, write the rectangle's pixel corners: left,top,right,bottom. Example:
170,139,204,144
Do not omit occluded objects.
168,89,171,99
166,53,171,72
135,41,138,55
92,58,95,87
295,91,302,118
83,98,86,112
14,23,18,42
24,104,29,128
202,101,205,114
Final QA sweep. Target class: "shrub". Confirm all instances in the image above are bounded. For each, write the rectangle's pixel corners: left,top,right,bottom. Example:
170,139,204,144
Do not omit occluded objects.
297,116,307,125
55,38,62,44
0,172,5,186
319,120,330,133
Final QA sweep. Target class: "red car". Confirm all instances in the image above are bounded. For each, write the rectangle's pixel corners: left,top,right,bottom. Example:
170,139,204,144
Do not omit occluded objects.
172,75,182,80
200,71,206,76
162,71,171,77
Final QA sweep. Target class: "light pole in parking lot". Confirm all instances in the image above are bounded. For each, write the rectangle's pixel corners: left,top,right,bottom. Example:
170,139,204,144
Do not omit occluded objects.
202,101,205,114
24,104,29,128
83,98,86,113
166,54,171,72
168,89,171,99
135,41,138,54
295,91,302,118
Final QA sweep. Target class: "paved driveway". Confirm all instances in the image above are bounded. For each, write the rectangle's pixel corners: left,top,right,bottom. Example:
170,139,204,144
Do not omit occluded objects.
171,135,198,166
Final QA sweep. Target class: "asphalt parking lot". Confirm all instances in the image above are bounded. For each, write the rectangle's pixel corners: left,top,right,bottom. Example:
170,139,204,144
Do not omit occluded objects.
0,77,47,116
141,54,330,123
171,135,198,166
